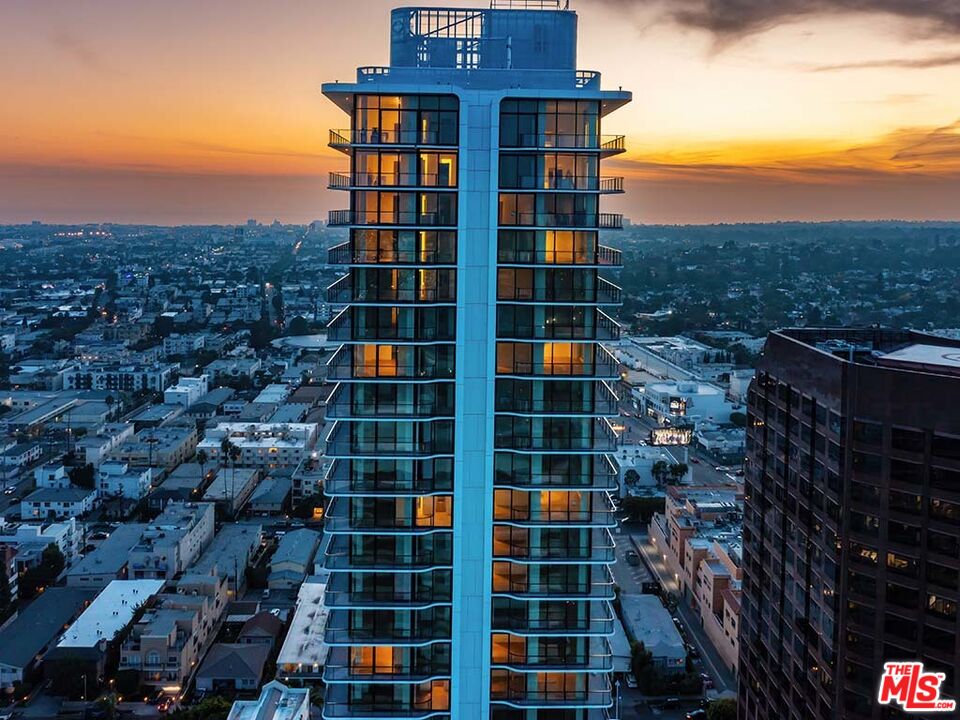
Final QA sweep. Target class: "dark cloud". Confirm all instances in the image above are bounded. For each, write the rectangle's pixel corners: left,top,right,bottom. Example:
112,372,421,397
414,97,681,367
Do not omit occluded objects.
597,0,960,39
810,53,960,71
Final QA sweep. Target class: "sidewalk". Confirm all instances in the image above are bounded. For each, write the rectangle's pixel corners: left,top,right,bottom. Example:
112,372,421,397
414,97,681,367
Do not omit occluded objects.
631,532,737,694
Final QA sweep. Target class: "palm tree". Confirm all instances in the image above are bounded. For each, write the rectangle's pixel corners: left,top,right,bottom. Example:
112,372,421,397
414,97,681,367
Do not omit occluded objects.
228,443,242,514
196,449,208,491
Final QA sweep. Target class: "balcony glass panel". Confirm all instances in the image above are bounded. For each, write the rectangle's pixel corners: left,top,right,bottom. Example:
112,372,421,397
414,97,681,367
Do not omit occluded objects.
498,230,596,265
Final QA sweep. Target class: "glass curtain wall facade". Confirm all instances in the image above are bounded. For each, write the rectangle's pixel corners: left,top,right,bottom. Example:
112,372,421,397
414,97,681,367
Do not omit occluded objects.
323,6,630,719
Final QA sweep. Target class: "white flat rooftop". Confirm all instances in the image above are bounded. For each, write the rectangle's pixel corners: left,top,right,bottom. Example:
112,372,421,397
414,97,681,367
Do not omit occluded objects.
57,579,164,647
880,344,960,372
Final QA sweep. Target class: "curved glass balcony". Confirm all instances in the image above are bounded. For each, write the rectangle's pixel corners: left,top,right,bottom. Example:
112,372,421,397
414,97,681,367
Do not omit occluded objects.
325,420,455,459
493,454,619,491
324,609,452,646
325,571,452,610
327,273,457,306
327,307,457,344
496,277,621,306
495,344,620,380
492,600,616,636
493,418,620,453
494,380,619,417
491,565,616,601
492,529,617,564
325,535,453,572
324,645,451,684
492,494,617,529
322,681,451,720
496,308,621,342
324,497,453,535
324,458,454,496
490,638,613,673
326,346,456,382
489,671,613,708
326,383,456,420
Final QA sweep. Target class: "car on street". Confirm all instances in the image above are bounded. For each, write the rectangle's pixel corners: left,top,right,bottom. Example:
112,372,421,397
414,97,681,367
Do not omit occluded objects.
3,487,15,495
686,710,707,720
625,550,640,566
690,458,700,464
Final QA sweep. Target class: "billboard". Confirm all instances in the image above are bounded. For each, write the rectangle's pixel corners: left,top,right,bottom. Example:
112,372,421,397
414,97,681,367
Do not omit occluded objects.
650,425,693,446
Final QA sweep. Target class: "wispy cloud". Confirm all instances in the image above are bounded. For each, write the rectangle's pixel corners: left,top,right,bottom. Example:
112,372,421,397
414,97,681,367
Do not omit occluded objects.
596,0,960,40
611,120,960,186
809,52,960,71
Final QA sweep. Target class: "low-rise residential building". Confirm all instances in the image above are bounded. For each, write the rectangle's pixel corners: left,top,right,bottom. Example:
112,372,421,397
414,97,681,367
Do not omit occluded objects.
195,642,271,693
97,460,152,500
227,680,310,720
205,358,261,384
648,483,743,674
191,522,262,597
0,518,82,566
268,529,319,589
291,455,325,504
119,572,228,693
201,467,259,516
65,523,147,588
164,375,210,408
48,579,164,689
620,594,687,674
64,362,177,393
276,581,327,684
248,471,291,514
110,426,198,470
129,502,215,580
163,333,205,358
0,442,41,480
21,486,97,520
34,463,70,489
74,423,136,467
0,587,95,691
198,423,318,470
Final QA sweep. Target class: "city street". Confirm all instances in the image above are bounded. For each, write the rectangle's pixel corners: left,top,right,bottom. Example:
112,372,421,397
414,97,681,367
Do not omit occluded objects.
630,532,737,694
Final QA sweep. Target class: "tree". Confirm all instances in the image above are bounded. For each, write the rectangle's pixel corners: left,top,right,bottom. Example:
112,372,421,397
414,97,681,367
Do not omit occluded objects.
729,411,747,428
196,449,209,491
167,696,232,720
623,469,640,486
668,463,689,483
69,463,95,489
651,460,669,485
21,544,66,599
288,315,310,336
708,698,737,720
104,395,115,421
621,495,665,523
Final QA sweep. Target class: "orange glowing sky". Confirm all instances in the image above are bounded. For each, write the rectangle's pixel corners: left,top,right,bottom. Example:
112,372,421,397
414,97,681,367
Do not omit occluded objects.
1,0,959,224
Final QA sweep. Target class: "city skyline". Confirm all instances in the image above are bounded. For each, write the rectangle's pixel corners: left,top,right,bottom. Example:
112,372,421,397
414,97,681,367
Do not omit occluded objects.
1,0,959,224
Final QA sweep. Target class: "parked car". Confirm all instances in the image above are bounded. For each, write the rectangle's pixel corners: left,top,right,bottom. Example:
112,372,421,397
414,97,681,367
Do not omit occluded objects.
624,674,638,689
686,711,707,720
625,550,640,566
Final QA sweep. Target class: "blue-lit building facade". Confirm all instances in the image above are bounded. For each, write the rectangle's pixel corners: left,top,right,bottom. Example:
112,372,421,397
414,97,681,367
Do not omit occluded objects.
322,5,630,718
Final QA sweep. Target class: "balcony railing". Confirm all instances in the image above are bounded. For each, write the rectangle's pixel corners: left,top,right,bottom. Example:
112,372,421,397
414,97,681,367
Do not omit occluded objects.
329,171,457,190
326,275,457,305
496,279,621,306
324,459,455,496
324,618,452,645
327,241,457,266
495,381,619,416
493,463,620,492
492,602,616,635
597,213,623,230
328,209,457,228
490,672,612,707
329,127,458,149
324,346,456,382
325,383,455,420
599,176,624,194
495,419,620,453
597,245,622,267
504,134,626,154
325,421,455,459
493,534,617,563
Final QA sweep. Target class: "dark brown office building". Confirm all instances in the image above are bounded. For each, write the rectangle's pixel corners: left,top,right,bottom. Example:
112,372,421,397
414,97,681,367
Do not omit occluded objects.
739,328,960,720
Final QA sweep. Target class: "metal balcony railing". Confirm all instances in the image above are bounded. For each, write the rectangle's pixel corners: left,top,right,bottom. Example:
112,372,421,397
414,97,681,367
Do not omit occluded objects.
328,241,457,266
329,128,458,148
597,245,622,267
326,275,457,305
490,672,612,707
599,176,624,194
597,213,623,230
329,171,457,190
324,459,455,496
505,134,626,154
495,381,619,416
328,210,457,228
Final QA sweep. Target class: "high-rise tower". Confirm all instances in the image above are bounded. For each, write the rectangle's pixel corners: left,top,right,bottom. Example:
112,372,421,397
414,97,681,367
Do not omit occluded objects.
321,4,630,718
740,328,960,720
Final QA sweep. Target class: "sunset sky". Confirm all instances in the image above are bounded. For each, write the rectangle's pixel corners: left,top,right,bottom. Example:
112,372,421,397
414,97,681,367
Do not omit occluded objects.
1,0,959,224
